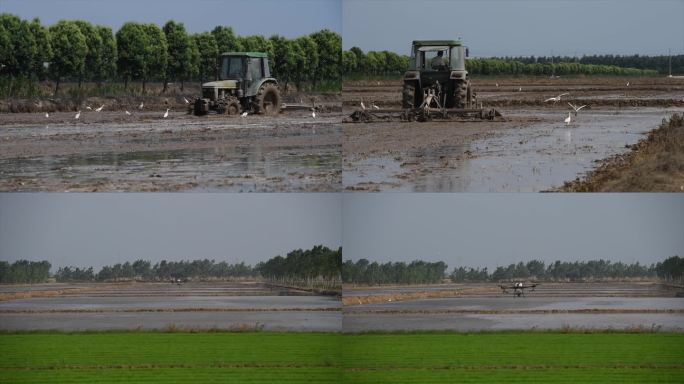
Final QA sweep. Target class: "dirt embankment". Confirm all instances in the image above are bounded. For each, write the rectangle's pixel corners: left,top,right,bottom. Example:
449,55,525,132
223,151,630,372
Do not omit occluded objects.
559,113,684,191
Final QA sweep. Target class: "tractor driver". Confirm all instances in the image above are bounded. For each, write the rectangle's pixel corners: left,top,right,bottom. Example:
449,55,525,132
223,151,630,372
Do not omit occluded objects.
431,50,448,70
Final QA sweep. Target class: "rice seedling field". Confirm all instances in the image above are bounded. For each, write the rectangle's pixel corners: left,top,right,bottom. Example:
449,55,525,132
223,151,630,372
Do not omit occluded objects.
342,332,684,383
0,331,341,383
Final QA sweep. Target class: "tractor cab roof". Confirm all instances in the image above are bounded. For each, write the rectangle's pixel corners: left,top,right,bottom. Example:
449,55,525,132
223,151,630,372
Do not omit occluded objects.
413,40,463,47
220,52,268,58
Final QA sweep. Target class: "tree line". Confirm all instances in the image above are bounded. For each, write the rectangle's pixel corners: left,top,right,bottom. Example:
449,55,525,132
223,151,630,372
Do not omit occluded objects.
342,47,667,77
0,13,341,96
51,245,340,283
451,257,683,283
0,260,51,283
342,259,447,285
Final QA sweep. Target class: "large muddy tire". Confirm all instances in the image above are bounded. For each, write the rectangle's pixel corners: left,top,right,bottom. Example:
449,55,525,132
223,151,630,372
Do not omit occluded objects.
254,83,281,115
402,83,416,109
224,96,241,115
454,80,468,109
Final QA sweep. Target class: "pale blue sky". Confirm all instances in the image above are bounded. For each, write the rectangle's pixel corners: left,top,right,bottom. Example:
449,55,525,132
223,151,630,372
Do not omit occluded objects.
343,0,684,57
0,0,341,36
0,194,342,270
343,194,684,270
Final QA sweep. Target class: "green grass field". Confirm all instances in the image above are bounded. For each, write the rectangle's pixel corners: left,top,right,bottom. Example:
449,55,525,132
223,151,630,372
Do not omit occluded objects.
2,331,683,383
342,332,684,383
0,332,341,383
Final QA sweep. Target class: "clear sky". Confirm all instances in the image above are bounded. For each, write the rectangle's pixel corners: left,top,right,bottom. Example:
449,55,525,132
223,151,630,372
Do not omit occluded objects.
0,0,341,37
343,0,684,57
342,194,684,270
0,194,342,270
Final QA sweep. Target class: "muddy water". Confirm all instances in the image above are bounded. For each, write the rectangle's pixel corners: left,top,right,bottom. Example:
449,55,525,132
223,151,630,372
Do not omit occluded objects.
0,114,342,192
343,107,684,192
343,296,684,332
0,295,341,331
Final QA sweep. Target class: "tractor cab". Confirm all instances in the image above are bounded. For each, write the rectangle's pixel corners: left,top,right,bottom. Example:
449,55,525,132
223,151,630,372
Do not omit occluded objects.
409,42,468,72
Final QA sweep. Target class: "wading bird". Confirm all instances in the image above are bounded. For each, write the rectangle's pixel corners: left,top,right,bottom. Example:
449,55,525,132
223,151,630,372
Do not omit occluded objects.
241,111,248,117
568,102,588,115
544,93,569,103
360,101,366,110
163,108,169,118
518,87,522,92
85,106,92,110
499,282,539,297
138,102,144,110
75,110,80,119
183,97,189,104
125,110,131,116
312,110,316,118
372,102,380,110
45,112,49,118
95,104,104,112
564,112,572,125
626,82,630,87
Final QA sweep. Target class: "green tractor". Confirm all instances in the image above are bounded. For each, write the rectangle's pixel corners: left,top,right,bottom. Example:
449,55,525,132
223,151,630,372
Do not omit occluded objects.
402,40,476,110
193,52,281,116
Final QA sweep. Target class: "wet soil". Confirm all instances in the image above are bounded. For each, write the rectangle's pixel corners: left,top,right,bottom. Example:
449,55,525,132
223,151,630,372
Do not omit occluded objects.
0,111,342,191
343,77,684,192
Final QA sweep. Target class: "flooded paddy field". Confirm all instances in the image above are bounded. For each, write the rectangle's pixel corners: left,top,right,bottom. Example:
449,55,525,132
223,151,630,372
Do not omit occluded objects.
343,77,684,192
0,111,342,192
0,282,341,331
343,282,684,332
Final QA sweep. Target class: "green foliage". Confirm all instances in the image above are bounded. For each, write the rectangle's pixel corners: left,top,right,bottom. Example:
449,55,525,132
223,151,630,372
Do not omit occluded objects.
141,23,168,87
0,260,51,283
163,21,191,86
0,14,37,76
0,332,341,383
96,25,117,82
450,258,661,282
115,22,147,85
48,20,87,92
238,34,274,58
293,35,319,90
655,255,684,282
343,259,446,285
309,29,341,85
72,20,103,82
256,245,341,281
28,18,51,80
191,32,218,81
211,25,242,53
343,332,684,383
55,266,94,282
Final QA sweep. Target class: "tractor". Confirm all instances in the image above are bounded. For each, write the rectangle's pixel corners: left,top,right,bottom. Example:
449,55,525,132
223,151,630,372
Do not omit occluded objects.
402,40,476,110
193,52,281,116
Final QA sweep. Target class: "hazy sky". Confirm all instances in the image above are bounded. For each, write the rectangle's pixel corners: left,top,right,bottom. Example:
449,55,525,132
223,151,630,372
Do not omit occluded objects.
0,194,342,270
343,194,684,270
0,0,341,36
343,0,684,57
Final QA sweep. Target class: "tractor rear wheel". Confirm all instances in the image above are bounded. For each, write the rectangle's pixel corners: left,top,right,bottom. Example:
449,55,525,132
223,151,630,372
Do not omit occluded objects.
254,83,281,115
402,83,416,109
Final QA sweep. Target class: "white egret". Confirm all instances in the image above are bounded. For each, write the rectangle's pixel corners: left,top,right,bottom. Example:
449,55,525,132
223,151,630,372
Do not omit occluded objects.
544,93,569,103
241,111,248,117
372,102,380,110
518,87,522,92
45,112,49,118
138,102,144,110
564,112,572,125
75,110,80,119
125,110,131,116
163,108,169,118
183,97,189,104
568,102,588,115
95,104,104,112
86,106,92,110
312,110,316,118
360,101,366,110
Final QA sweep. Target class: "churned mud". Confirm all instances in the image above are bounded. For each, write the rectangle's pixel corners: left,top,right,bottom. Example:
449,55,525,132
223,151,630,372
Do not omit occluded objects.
343,77,684,192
